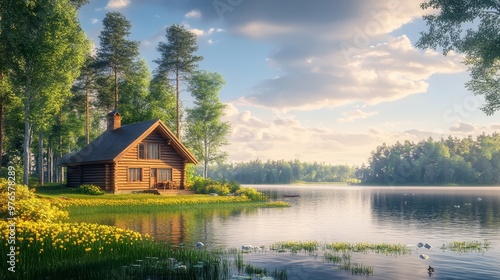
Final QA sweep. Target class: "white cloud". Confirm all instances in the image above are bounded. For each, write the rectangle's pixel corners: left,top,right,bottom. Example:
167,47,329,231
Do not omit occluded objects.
189,28,205,36
222,103,500,165
234,21,296,38
223,104,381,164
91,18,99,24
450,122,477,132
339,109,378,122
238,35,466,111
185,9,202,19
106,0,130,9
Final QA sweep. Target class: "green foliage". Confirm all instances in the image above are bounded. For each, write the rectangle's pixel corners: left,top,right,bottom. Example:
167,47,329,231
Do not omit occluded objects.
236,187,266,201
416,1,500,115
119,59,153,124
1,0,90,184
359,134,500,185
186,71,230,178
155,24,203,78
205,159,357,184
189,177,265,201
77,184,105,195
154,23,204,137
0,179,68,222
189,177,231,196
96,11,140,110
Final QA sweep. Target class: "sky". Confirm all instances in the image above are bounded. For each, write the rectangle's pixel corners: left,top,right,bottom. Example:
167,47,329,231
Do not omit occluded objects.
77,0,500,166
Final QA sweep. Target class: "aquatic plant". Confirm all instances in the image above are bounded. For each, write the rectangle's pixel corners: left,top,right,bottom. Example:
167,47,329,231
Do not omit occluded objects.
324,242,412,255
339,261,374,277
270,241,320,253
441,240,492,253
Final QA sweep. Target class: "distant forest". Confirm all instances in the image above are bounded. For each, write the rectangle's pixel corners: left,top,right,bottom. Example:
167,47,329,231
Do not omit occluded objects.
203,160,357,184
358,134,500,185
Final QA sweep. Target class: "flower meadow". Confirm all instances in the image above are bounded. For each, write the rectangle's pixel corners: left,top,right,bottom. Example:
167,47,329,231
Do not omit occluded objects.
0,180,288,279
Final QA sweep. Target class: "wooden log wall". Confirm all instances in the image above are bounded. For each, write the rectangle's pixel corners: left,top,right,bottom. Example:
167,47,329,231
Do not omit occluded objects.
115,129,187,191
66,166,81,187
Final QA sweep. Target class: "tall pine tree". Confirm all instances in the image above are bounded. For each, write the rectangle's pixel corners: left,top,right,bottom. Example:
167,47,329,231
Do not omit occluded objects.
154,24,203,138
96,12,139,111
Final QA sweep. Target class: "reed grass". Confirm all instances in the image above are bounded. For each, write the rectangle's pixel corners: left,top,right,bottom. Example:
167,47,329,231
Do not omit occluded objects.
270,241,320,253
441,240,491,253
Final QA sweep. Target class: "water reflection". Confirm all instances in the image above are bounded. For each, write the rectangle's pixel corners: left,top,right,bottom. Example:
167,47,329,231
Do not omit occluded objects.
370,188,500,230
69,186,500,279
70,207,260,246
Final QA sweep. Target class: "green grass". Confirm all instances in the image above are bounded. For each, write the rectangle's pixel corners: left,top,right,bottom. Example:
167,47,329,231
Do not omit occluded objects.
33,184,290,212
441,240,491,253
0,220,287,280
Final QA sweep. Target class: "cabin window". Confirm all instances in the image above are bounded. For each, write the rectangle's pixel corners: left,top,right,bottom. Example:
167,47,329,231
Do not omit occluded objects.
129,168,142,182
138,143,160,159
158,168,172,181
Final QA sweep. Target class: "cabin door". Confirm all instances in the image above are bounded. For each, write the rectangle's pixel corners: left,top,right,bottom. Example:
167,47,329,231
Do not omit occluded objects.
150,168,158,189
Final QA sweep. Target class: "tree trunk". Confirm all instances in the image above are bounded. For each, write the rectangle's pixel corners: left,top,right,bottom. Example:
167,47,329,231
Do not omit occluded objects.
204,137,208,178
23,82,32,185
176,68,180,139
58,112,63,183
48,143,53,183
85,80,90,144
0,102,4,168
38,130,44,186
114,66,118,110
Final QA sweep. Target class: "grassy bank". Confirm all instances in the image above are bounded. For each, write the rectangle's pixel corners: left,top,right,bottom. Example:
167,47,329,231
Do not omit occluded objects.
34,184,290,212
1,181,289,279
0,220,287,279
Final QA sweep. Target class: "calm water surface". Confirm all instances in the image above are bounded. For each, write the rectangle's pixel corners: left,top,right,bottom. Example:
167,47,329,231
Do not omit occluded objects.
71,185,500,279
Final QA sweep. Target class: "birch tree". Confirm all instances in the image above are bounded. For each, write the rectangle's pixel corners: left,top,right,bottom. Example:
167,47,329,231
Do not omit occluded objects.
185,71,230,178
0,0,89,184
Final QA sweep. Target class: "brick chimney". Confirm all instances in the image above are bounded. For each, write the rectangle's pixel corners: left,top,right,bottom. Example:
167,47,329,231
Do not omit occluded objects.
107,109,121,131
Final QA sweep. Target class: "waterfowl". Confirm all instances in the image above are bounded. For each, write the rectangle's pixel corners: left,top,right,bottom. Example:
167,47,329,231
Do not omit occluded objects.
428,266,435,272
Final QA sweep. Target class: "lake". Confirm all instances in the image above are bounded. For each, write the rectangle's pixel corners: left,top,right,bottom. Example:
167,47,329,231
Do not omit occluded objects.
70,185,500,279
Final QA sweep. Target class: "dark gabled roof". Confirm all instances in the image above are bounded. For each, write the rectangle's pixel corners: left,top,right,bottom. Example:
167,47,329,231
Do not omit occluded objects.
59,119,198,166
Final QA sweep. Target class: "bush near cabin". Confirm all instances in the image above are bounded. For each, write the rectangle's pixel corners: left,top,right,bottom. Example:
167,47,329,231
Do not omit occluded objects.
189,177,265,201
77,184,105,195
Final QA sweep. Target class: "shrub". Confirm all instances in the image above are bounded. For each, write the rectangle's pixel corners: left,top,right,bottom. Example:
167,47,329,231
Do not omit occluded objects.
0,179,68,222
77,184,105,195
189,177,265,201
236,187,266,201
189,177,237,196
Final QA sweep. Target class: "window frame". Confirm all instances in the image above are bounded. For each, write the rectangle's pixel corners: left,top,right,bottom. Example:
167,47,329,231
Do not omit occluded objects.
158,168,172,182
128,168,142,182
138,142,160,160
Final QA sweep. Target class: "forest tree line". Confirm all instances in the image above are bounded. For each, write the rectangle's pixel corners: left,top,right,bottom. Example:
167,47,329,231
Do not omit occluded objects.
358,134,500,185
0,1,229,184
201,160,357,184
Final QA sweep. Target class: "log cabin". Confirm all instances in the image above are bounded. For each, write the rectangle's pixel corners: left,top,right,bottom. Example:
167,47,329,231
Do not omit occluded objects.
59,110,198,193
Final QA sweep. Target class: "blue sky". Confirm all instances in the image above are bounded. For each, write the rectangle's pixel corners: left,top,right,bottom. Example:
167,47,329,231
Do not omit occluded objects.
77,0,499,165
